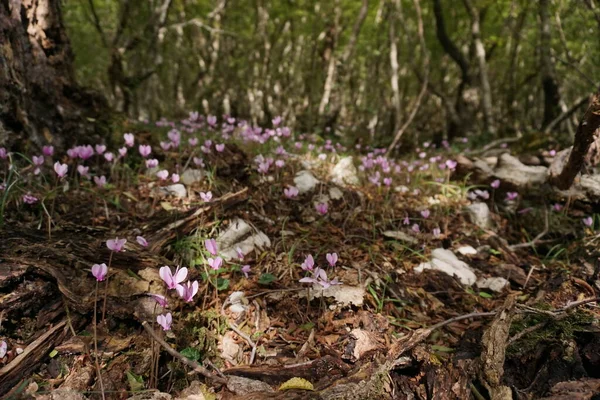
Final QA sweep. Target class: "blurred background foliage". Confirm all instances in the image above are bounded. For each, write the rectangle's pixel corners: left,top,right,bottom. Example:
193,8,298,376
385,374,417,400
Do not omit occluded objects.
63,0,599,149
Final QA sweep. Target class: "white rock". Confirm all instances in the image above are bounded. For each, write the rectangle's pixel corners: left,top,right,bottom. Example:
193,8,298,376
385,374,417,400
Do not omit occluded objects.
294,170,320,194
477,277,509,292
308,284,365,307
219,331,241,363
330,156,360,186
465,202,493,229
180,169,204,185
394,185,410,193
415,248,477,285
457,245,478,255
160,184,187,198
329,186,344,200
216,218,271,261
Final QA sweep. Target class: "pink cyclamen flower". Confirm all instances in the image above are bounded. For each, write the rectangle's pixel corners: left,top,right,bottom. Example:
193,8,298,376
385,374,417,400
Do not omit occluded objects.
420,210,430,219
0,340,6,358
78,145,94,160
433,228,441,238
326,253,338,267
506,192,519,201
136,236,148,247
95,144,106,154
552,203,563,212
146,159,159,168
91,263,108,281
0,148,6,159
275,160,285,168
445,160,457,170
77,165,90,178
412,224,421,233
118,147,127,157
106,237,127,252
177,280,199,302
157,313,172,331
272,116,282,126
301,254,315,271
159,266,188,290
124,133,135,147
241,264,251,278
383,177,392,186
284,186,299,199
148,294,168,308
171,173,180,183
43,145,54,156
104,152,114,162
474,189,489,200
215,144,225,152
200,191,212,202
205,239,218,256
139,145,152,158
236,247,244,260
193,157,205,167
491,179,500,189
23,194,38,204
32,155,44,166
403,216,410,225
94,175,107,188
583,216,593,227
207,256,223,270
160,141,172,151
315,202,328,215
156,170,169,181
189,138,199,146
54,162,68,178
207,115,217,126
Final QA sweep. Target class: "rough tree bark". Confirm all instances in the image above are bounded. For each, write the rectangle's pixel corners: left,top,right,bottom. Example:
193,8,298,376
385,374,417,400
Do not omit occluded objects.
0,0,110,151
463,0,495,134
549,88,600,190
432,0,472,141
539,0,562,129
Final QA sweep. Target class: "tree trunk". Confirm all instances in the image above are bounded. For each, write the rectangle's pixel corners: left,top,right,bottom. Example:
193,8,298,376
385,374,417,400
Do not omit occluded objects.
539,0,561,129
463,0,495,134
0,0,110,151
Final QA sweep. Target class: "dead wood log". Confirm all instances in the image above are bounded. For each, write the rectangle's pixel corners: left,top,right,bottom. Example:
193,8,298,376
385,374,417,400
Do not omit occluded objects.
0,319,72,394
550,89,600,190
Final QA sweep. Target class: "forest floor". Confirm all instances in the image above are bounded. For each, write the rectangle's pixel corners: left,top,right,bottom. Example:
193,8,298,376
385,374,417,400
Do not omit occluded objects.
0,118,599,400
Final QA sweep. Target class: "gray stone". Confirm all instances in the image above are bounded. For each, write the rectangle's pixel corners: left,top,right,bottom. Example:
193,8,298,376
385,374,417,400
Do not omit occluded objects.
180,169,204,185
294,170,320,194
160,184,187,198
465,202,493,229
331,156,360,186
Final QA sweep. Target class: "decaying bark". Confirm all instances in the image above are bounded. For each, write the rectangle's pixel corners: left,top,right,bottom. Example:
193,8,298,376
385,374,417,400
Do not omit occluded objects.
0,0,110,151
550,89,600,190
539,0,562,129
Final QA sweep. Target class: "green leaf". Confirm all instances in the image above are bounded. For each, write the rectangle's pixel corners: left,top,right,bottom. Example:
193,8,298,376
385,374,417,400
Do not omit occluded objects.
126,370,144,392
258,273,277,285
431,345,454,353
217,278,230,291
479,291,493,299
180,347,201,362
49,349,58,358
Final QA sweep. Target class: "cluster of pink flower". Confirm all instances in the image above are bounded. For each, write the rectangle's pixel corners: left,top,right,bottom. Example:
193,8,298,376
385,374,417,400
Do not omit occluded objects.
298,253,341,289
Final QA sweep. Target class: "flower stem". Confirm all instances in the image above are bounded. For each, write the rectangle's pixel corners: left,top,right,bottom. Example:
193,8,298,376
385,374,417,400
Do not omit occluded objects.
93,281,106,400
101,251,114,323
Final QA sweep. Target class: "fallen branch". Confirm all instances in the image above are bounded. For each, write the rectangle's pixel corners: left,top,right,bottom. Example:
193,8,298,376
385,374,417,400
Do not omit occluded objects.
141,321,228,385
549,88,600,190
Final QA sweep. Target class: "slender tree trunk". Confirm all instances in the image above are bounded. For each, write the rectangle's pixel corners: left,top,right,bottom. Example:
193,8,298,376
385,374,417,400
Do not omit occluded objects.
0,0,110,151
539,0,561,129
463,0,495,134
